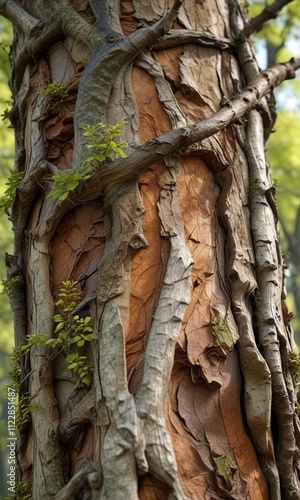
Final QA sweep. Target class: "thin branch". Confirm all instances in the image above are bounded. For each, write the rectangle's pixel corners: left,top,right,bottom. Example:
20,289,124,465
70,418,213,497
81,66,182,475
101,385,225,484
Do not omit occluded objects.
240,0,293,38
37,57,300,237
151,29,231,50
246,109,298,498
80,58,300,201
89,0,112,31
0,0,44,36
73,0,183,167
55,461,101,500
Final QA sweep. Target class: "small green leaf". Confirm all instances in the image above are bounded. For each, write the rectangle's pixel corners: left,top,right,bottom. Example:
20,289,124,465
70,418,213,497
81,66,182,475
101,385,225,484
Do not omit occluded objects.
84,333,96,341
68,362,78,370
54,322,65,333
53,313,64,321
66,353,78,362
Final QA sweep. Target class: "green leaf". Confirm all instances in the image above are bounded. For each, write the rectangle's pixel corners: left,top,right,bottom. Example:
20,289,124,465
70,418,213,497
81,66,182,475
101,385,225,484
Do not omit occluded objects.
53,313,64,321
59,191,70,201
54,322,65,333
66,353,78,362
68,362,78,370
84,333,96,341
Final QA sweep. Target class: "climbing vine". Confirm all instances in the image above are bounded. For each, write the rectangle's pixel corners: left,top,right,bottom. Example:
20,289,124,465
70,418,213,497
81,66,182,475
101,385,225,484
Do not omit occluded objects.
6,280,95,428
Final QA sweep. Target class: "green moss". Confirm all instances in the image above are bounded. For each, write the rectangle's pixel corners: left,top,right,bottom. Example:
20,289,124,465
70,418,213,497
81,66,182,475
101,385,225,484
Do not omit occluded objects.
211,314,234,355
40,81,69,102
213,451,237,488
288,351,300,386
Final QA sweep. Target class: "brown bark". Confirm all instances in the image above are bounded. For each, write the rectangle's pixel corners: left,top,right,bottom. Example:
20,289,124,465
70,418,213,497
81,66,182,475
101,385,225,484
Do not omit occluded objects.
2,0,300,499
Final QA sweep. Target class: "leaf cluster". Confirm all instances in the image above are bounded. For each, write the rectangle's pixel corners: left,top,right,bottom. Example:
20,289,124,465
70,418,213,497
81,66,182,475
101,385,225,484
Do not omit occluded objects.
46,280,96,386
1,100,14,123
82,120,128,164
8,281,95,432
50,163,93,201
66,352,93,386
40,81,69,102
0,275,21,296
17,395,42,427
10,333,48,365
50,120,128,200
0,170,23,212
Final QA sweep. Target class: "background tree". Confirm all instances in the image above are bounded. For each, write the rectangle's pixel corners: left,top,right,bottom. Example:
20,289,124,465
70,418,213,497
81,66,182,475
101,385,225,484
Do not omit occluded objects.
0,1,300,499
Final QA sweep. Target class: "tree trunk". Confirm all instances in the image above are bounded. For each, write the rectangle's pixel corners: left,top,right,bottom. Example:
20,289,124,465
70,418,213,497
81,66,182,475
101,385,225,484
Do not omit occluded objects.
2,0,300,498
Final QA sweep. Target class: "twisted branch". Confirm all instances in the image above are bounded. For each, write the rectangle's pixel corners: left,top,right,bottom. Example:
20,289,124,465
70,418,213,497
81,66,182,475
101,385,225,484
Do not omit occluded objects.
240,0,294,38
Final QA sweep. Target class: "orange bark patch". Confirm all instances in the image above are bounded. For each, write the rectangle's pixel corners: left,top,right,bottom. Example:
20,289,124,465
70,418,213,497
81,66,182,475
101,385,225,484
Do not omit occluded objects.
120,0,140,35
177,155,219,363
220,352,269,499
127,66,172,378
50,203,107,299
154,46,183,86
131,66,171,141
168,352,269,499
127,164,169,377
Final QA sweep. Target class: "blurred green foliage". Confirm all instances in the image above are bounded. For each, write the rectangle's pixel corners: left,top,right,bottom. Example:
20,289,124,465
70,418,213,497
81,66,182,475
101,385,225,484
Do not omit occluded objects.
248,0,300,51
0,17,14,353
0,15,14,499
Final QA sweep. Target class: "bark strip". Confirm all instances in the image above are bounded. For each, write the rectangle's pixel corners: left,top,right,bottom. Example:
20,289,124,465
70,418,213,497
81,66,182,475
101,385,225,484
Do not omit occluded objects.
246,109,300,499
134,157,193,499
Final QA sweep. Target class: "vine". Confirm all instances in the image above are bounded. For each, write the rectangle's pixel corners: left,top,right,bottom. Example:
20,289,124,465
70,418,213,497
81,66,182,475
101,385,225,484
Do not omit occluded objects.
46,280,96,387
50,120,128,200
7,281,95,429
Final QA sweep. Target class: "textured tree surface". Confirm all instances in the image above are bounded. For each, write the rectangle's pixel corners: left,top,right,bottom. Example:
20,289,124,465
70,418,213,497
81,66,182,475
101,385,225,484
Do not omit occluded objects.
2,0,300,499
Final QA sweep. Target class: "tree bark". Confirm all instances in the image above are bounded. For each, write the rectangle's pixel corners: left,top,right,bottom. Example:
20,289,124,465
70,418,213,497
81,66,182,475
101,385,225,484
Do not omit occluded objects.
2,0,300,499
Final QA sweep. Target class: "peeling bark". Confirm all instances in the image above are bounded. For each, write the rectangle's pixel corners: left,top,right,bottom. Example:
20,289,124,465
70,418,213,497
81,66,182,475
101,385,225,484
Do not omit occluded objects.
3,0,300,498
